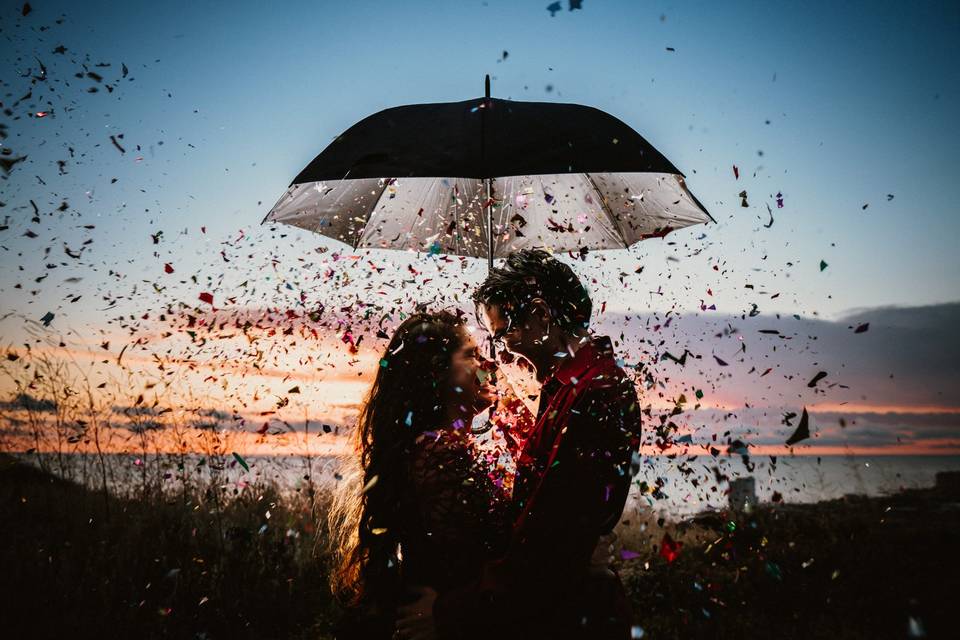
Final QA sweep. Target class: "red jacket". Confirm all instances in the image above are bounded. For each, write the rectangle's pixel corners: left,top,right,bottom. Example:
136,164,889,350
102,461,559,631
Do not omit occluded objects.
434,336,642,639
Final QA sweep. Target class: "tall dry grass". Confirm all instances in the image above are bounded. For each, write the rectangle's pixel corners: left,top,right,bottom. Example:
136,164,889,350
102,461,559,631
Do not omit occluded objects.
1,335,340,639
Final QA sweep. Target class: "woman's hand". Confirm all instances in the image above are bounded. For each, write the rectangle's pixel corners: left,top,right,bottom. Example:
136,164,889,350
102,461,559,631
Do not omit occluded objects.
395,585,438,640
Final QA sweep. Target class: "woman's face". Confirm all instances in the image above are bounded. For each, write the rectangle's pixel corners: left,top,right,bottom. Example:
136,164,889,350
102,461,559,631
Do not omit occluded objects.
447,328,497,417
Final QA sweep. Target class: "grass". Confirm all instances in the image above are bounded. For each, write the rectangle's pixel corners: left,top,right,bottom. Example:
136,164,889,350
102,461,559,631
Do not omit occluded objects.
0,453,337,640
613,489,959,639
3,451,957,639
0,352,955,639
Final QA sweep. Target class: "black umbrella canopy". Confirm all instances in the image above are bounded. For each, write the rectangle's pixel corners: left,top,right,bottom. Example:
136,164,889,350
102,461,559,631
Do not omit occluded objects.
291,97,684,182
264,78,712,262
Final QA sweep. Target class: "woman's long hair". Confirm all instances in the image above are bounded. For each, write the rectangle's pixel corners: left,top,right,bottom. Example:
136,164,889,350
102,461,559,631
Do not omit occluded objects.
328,310,466,610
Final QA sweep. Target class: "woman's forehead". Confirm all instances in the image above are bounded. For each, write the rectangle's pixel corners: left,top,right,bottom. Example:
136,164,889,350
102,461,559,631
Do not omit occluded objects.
459,329,478,351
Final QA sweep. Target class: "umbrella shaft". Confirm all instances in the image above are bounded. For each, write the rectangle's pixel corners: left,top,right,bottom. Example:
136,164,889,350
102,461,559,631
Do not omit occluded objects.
485,176,495,361
485,177,493,271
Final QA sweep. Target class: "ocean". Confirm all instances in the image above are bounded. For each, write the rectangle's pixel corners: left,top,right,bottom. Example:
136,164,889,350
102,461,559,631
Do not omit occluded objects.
13,451,960,519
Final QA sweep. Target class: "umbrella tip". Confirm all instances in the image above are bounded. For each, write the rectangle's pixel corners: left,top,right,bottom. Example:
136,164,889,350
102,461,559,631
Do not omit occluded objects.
485,74,490,99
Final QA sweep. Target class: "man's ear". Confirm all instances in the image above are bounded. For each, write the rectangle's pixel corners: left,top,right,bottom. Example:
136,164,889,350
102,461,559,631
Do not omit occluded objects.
527,298,552,326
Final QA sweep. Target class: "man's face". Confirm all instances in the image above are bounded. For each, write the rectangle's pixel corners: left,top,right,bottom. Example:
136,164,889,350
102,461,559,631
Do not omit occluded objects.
479,302,547,366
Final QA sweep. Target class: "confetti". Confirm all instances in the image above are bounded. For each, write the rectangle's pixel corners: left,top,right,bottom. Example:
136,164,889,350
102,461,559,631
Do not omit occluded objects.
232,452,250,472
660,533,682,563
785,407,811,446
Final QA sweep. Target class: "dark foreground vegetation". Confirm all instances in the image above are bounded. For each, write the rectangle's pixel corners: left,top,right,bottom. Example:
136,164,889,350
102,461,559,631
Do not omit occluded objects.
0,453,337,639
2,452,957,639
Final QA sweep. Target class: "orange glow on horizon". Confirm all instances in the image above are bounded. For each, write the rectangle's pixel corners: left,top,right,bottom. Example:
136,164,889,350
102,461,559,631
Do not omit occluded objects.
5,431,958,457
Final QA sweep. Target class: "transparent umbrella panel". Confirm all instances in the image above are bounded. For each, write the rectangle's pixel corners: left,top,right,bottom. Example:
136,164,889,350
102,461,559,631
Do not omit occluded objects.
263,171,710,258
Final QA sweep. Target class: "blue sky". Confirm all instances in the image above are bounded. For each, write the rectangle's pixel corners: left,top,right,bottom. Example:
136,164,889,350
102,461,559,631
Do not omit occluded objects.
2,0,959,344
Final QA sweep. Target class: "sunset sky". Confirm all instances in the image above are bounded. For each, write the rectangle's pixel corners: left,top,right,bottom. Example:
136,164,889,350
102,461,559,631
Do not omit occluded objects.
1,0,958,456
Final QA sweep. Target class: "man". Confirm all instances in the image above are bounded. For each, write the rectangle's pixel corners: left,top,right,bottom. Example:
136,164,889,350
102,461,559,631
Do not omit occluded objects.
397,249,642,640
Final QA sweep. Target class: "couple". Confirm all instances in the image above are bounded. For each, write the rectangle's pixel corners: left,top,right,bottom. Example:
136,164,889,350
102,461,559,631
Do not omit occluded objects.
330,249,642,640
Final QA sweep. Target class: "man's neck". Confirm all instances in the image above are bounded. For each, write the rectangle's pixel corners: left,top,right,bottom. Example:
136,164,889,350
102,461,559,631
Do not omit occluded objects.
534,330,591,382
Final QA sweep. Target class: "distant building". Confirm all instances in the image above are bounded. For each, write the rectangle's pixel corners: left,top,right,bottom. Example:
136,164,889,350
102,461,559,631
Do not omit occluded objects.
729,476,758,512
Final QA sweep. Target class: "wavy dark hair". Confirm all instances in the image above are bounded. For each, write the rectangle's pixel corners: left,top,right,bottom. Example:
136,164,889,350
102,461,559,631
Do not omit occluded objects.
328,310,467,611
472,248,592,332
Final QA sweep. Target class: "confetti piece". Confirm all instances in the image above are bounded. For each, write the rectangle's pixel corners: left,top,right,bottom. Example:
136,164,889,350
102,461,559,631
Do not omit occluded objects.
662,350,692,366
786,408,811,446
109,134,125,154
660,533,682,563
807,371,828,387
232,452,249,472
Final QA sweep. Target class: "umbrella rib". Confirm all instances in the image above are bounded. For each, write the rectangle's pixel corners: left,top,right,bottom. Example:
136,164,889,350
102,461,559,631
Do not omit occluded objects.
583,173,630,249
454,181,461,256
399,178,434,254
351,178,391,251
680,177,716,224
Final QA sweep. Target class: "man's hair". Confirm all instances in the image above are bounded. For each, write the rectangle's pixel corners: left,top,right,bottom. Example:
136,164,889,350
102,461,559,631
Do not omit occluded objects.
472,249,592,332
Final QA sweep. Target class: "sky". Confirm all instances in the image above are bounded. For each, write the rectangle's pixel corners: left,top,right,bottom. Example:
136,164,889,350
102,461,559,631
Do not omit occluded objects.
1,0,959,456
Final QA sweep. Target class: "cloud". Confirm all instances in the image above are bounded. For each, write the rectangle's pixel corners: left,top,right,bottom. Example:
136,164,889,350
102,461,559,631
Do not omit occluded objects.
666,408,960,450
4,301,957,455
589,301,960,411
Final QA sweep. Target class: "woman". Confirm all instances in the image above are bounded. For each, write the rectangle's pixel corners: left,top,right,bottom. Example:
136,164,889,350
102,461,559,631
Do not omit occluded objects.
328,311,508,639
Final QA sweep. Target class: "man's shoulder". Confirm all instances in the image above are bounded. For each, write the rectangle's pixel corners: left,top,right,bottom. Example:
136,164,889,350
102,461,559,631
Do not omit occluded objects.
581,337,633,390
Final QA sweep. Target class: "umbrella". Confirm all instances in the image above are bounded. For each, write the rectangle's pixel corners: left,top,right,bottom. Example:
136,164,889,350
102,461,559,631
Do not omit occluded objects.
262,75,713,272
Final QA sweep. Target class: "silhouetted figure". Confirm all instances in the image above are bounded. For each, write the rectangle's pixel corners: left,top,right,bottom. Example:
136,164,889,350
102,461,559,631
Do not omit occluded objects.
399,250,642,640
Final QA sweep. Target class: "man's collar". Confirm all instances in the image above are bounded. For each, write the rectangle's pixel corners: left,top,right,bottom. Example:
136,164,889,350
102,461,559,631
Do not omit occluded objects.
547,335,614,387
